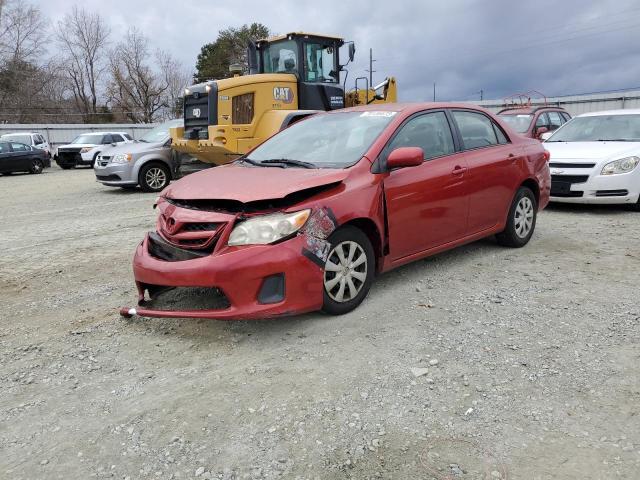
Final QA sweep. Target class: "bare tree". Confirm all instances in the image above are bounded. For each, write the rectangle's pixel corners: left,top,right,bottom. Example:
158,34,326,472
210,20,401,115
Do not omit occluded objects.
157,50,191,119
108,28,187,123
0,0,47,63
56,6,110,122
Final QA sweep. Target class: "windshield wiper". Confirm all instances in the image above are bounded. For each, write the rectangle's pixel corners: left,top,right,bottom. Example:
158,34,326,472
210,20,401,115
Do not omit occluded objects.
597,138,638,142
237,157,263,166
259,158,316,169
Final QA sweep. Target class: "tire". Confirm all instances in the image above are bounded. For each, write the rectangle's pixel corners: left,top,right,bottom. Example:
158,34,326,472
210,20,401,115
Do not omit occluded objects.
139,162,170,192
496,186,537,248
321,226,375,315
29,159,44,174
59,163,73,170
630,196,640,212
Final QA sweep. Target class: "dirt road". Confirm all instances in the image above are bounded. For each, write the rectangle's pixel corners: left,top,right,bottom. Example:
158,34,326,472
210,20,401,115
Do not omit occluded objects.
1,166,639,479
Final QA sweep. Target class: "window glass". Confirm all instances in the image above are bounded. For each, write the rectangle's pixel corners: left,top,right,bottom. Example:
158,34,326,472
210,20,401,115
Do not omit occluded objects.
493,123,509,144
111,134,124,142
546,114,640,142
561,112,571,122
262,40,298,74
452,111,498,149
0,143,8,153
11,143,29,152
102,135,113,144
304,43,338,83
498,114,533,133
547,112,563,130
1,134,31,144
72,134,103,144
124,133,133,140
387,112,455,160
535,113,549,128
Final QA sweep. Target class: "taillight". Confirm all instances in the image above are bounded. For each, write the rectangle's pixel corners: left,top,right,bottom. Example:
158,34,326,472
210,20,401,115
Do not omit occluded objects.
543,150,551,161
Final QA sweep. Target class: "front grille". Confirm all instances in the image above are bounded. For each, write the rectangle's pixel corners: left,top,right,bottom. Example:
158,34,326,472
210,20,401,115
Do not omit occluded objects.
551,174,589,197
148,232,210,262
595,189,629,197
96,174,120,181
549,162,596,168
141,284,230,311
181,222,220,232
57,151,82,165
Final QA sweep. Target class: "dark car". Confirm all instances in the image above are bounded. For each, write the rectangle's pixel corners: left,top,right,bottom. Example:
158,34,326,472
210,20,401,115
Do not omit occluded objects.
121,103,550,321
0,142,50,175
497,106,571,140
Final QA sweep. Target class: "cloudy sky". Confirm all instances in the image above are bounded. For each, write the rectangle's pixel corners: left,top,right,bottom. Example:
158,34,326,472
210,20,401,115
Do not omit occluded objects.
37,0,640,102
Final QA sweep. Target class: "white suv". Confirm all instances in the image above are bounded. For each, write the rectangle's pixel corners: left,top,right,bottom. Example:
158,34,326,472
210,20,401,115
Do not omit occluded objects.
0,132,51,158
56,132,133,169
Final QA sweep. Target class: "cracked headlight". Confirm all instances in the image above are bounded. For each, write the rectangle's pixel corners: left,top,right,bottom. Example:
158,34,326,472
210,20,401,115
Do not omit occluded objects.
228,210,311,246
111,153,132,164
601,156,639,175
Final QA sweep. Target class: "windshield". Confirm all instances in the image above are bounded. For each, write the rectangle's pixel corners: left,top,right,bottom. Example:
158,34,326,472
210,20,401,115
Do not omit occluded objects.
498,114,533,133
547,114,640,142
244,111,396,168
72,134,103,145
1,134,32,145
262,40,298,74
140,120,182,143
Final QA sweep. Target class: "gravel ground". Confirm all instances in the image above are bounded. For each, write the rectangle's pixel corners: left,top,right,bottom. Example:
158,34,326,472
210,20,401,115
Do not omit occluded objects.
1,166,639,480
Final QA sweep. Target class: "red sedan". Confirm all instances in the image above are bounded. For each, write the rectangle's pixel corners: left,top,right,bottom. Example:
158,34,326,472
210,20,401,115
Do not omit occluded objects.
121,103,550,320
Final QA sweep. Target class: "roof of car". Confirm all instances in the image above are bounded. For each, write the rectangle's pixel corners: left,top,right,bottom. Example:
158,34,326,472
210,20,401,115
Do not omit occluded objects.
497,106,566,115
77,131,129,135
1,132,38,136
336,102,493,114
578,109,640,117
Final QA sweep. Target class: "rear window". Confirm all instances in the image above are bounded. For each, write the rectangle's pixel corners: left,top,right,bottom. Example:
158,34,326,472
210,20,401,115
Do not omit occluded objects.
1,134,32,145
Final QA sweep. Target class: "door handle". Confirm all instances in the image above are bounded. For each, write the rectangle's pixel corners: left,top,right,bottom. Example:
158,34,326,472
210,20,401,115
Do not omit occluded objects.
452,165,467,175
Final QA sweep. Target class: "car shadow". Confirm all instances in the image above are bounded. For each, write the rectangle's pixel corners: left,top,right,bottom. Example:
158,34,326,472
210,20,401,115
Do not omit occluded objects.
545,202,635,215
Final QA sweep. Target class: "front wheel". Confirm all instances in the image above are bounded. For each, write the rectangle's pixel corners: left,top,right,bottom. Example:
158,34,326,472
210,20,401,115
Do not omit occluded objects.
321,226,375,315
29,159,44,174
496,186,537,248
139,163,170,192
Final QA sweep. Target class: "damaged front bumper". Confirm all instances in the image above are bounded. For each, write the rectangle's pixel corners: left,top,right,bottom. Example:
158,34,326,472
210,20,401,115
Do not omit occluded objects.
122,230,326,320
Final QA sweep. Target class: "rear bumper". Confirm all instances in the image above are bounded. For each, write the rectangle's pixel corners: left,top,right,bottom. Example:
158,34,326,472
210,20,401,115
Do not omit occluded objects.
124,233,325,320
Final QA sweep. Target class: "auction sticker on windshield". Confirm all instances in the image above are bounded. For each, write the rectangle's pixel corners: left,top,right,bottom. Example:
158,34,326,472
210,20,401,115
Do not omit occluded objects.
360,111,397,117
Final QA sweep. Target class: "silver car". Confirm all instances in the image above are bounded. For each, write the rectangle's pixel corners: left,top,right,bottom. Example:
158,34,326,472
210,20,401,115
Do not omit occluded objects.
94,120,182,192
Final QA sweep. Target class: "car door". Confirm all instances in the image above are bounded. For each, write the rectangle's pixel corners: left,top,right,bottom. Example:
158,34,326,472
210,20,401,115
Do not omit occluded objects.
450,110,523,234
382,110,469,261
547,111,564,132
0,143,11,173
10,143,32,171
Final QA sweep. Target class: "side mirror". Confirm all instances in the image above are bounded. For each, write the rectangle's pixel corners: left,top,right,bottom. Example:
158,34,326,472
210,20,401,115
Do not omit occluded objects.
348,43,356,62
387,147,424,169
535,126,548,138
540,131,553,141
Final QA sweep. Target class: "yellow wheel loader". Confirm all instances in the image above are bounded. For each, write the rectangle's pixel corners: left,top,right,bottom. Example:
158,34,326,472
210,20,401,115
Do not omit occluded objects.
170,32,397,164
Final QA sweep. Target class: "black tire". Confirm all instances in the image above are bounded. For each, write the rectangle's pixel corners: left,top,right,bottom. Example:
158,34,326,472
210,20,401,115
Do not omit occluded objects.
29,159,44,174
630,197,640,212
59,164,73,170
321,226,375,315
139,162,170,192
496,186,537,248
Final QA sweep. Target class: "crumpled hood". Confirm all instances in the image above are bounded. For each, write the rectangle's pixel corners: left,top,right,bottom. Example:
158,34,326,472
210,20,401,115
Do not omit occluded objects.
101,141,165,155
544,141,640,161
163,163,350,203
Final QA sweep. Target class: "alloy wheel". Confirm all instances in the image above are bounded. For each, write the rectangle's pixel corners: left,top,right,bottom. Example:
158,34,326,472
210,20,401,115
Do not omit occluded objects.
145,167,167,190
514,196,534,238
324,241,368,303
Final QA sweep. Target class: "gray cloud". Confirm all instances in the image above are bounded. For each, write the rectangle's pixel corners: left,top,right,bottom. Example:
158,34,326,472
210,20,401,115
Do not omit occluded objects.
37,0,640,101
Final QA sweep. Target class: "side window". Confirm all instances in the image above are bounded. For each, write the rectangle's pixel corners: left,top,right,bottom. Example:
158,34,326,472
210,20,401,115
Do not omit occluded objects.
535,113,550,128
123,133,133,140
493,123,509,144
102,135,113,144
387,111,455,160
547,112,563,130
0,142,7,153
112,134,124,142
11,143,28,152
561,112,571,122
452,110,498,149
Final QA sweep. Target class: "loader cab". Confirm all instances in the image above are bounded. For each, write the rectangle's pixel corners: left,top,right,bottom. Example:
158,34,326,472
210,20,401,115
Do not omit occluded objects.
253,33,347,110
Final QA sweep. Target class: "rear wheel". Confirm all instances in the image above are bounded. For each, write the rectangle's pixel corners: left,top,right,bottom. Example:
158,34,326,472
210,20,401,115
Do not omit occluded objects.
139,163,170,192
321,226,375,315
496,187,537,248
29,159,44,174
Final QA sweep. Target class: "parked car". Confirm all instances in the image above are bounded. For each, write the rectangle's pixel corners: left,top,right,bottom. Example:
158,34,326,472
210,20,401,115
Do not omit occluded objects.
94,120,185,192
543,109,640,210
0,141,51,175
498,106,571,140
120,103,550,321
56,132,133,169
0,132,52,158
